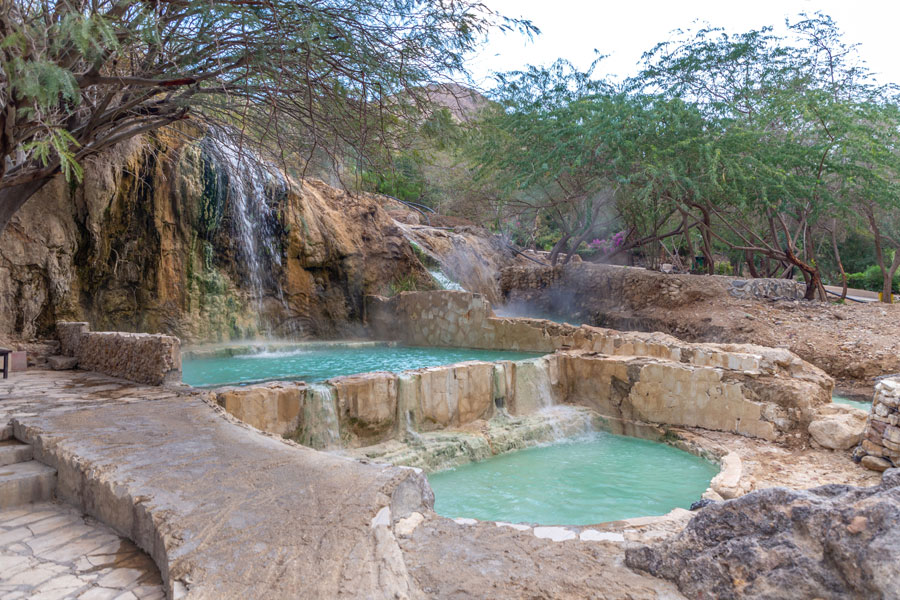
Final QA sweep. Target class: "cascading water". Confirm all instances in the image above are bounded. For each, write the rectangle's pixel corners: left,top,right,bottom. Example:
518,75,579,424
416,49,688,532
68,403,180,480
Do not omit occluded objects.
429,269,465,291
302,384,341,450
201,127,287,334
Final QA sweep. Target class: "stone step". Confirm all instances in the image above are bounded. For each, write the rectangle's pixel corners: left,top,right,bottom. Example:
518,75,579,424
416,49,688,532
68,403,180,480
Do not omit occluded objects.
0,440,32,466
0,460,56,509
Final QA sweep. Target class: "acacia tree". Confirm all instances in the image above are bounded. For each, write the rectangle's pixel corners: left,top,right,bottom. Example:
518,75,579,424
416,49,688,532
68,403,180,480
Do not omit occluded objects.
0,0,533,234
634,13,900,300
466,61,629,265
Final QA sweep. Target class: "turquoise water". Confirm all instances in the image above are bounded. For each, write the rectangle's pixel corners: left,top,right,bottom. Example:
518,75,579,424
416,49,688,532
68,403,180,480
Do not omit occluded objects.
833,394,872,411
428,432,718,525
182,345,540,387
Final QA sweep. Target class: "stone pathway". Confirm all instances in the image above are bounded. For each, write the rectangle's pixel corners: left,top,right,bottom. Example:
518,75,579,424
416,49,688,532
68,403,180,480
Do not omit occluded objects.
0,501,163,600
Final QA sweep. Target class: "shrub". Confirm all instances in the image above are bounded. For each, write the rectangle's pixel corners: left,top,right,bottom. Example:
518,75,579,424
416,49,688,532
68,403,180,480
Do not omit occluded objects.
846,265,900,293
715,262,734,276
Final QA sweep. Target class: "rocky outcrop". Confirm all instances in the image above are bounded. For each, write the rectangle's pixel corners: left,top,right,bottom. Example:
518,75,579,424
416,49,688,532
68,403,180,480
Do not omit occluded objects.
498,262,725,325
396,222,519,303
625,469,900,600
0,125,434,344
808,404,867,450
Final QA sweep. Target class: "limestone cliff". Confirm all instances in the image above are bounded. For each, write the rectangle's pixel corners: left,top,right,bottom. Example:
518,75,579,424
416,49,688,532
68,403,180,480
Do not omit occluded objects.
0,125,435,344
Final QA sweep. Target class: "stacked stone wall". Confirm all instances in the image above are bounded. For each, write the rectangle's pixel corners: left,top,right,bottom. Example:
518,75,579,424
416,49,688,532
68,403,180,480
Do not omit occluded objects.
855,378,900,471
56,321,181,385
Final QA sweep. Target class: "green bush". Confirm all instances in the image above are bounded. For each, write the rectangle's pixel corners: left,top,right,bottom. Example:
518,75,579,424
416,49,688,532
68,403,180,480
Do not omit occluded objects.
846,265,900,293
715,262,734,276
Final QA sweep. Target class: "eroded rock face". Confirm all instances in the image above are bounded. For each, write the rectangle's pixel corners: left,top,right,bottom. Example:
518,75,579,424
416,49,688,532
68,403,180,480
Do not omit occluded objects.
625,469,900,600
0,126,432,344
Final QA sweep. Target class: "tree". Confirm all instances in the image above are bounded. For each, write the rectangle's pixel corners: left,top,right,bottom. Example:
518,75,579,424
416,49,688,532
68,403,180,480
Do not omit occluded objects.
466,61,627,265
634,13,900,300
0,0,534,233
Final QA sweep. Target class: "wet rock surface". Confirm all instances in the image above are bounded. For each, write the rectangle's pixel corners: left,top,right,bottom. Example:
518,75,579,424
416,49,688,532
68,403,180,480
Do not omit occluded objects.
626,469,900,600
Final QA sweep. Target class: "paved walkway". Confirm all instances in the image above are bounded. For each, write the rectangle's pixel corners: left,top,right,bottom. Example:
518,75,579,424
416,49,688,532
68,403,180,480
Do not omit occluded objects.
0,501,163,600
1,370,683,599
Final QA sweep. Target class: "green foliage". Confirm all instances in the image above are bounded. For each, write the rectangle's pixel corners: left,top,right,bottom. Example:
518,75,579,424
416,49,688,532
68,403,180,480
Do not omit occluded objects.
388,274,422,296
361,153,429,205
0,0,536,231
847,265,900,293
715,263,734,276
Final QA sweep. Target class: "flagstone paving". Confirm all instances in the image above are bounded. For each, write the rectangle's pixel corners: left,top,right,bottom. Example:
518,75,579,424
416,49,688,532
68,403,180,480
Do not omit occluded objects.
0,501,163,600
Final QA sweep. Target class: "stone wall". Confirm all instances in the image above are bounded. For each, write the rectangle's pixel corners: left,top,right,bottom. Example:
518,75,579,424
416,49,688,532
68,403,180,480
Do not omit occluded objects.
728,278,806,301
854,378,900,471
57,321,181,385
365,291,832,443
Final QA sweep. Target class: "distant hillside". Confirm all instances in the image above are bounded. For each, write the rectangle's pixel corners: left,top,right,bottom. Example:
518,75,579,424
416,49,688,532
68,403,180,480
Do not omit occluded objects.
420,83,491,122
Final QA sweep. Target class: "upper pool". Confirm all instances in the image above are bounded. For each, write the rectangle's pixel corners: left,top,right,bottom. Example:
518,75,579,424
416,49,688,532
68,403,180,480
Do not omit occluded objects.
427,432,718,526
182,343,541,387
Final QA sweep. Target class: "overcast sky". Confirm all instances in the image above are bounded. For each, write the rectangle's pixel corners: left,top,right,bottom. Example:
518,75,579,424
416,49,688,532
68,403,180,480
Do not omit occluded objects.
468,1,900,88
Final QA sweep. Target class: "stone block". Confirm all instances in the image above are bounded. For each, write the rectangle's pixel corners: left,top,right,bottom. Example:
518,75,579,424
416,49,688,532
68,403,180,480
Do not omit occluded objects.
8,351,26,371
861,455,893,472
884,425,900,445
56,322,89,356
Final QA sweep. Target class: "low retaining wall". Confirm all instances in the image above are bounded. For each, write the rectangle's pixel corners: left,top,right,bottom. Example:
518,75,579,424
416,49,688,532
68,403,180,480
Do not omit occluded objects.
365,291,830,438
855,378,900,471
215,347,829,450
57,321,181,385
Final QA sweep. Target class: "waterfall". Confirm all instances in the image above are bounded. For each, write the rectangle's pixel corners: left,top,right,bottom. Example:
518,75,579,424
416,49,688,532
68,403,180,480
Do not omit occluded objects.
201,127,286,332
302,384,341,450
513,358,558,414
429,269,465,291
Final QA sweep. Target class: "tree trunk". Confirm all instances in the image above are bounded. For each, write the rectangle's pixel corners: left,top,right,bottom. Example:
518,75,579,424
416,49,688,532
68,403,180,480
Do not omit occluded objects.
866,207,893,303
680,210,695,272
784,244,823,301
830,220,847,301
887,250,900,304
549,233,572,266
0,178,53,236
744,250,759,278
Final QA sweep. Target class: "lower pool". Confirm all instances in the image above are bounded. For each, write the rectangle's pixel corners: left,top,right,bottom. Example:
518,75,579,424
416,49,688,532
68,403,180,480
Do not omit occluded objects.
182,344,541,387
833,394,871,411
427,432,718,526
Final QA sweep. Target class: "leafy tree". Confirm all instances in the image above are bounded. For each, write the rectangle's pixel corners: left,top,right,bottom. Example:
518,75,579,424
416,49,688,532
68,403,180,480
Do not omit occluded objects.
0,0,534,233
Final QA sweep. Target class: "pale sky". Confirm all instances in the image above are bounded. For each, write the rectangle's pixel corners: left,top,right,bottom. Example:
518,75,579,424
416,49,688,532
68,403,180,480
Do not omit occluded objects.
468,0,900,88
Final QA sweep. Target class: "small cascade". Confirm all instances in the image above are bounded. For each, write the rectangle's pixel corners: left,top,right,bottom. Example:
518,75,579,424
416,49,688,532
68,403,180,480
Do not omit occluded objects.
404,411,425,446
302,384,341,450
396,373,424,445
429,269,465,291
201,127,287,332
513,358,558,413
538,406,595,441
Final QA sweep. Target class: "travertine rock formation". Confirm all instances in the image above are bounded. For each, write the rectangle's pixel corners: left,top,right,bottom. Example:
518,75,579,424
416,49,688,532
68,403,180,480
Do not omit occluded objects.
0,126,433,344
366,291,833,443
626,469,900,599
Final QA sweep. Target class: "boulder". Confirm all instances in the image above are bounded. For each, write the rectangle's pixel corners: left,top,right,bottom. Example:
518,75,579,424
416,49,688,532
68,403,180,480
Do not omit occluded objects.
808,410,867,450
626,469,900,599
861,455,893,472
